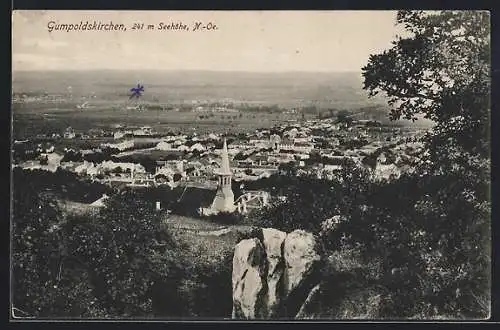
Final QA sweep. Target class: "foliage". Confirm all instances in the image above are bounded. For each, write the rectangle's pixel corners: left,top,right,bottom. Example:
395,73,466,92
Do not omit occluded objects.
12,143,41,162
253,160,371,234
12,167,112,204
12,173,188,318
12,175,108,317
362,10,490,158
335,111,354,126
65,191,186,317
359,10,490,318
248,11,490,319
277,161,298,176
179,250,234,317
208,211,244,226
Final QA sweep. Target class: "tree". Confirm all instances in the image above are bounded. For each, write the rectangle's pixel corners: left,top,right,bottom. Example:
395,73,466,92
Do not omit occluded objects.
12,170,187,318
112,166,123,174
66,191,186,317
254,160,371,234
173,173,182,182
278,161,298,177
362,10,490,158
360,11,491,318
12,174,108,318
39,155,49,165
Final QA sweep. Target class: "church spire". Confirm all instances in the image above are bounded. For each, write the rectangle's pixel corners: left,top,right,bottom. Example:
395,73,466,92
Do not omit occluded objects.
220,138,231,175
208,137,235,214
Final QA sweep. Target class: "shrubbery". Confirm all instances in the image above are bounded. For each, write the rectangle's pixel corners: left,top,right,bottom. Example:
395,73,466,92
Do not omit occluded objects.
251,155,490,318
12,178,234,318
251,10,491,319
12,167,112,204
179,250,234,317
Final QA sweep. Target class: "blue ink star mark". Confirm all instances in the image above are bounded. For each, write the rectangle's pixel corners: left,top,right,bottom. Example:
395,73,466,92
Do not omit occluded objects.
129,84,145,99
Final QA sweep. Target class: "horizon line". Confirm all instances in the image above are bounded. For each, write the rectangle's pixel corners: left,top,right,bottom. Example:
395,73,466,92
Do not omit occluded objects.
12,68,364,74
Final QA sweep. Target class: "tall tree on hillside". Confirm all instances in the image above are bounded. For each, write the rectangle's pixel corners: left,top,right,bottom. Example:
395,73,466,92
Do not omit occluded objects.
361,10,491,318
362,10,490,159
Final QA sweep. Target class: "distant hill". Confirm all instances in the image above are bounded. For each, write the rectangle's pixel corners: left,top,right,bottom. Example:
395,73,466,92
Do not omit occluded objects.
12,70,386,108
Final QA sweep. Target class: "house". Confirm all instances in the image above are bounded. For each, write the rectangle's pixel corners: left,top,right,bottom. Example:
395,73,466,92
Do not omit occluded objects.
165,160,185,172
100,160,146,174
173,139,186,147
186,166,203,178
373,164,402,180
269,134,281,150
114,131,126,140
81,149,95,156
90,194,109,208
190,143,206,152
155,167,175,181
208,133,219,141
101,140,134,151
63,127,76,139
237,159,255,168
75,161,95,175
324,164,342,172
283,128,299,139
156,141,173,151
60,161,82,172
249,139,270,149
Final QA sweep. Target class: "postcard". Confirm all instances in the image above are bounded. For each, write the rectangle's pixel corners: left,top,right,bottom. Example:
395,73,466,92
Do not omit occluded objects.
11,10,491,321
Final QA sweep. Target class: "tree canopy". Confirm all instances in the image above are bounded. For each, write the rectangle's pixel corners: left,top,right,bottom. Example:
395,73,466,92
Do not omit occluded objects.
362,10,490,158
252,11,491,319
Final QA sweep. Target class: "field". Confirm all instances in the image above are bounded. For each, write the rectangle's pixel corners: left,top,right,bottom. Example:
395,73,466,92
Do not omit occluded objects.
12,70,384,108
13,106,310,140
12,70,437,140
163,214,253,265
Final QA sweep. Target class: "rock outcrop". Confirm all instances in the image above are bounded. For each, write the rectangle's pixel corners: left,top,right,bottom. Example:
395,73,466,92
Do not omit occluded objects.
261,228,287,317
282,230,321,316
232,228,322,319
232,238,268,319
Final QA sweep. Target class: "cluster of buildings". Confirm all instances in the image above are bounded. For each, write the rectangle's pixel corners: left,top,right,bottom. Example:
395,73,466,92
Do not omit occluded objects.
14,117,425,215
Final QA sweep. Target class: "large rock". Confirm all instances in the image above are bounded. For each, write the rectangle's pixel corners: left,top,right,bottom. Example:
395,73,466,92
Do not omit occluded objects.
261,228,287,317
232,238,268,319
282,230,322,317
231,228,323,319
283,230,321,295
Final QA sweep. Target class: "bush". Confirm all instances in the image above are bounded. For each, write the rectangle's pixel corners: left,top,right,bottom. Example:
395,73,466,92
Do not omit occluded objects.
12,181,188,318
250,153,490,319
208,212,244,226
179,250,234,317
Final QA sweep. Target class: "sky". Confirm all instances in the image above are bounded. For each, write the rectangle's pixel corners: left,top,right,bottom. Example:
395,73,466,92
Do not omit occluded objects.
12,10,403,72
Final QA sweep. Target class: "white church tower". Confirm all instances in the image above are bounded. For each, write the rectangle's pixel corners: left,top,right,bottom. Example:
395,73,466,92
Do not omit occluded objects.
210,138,235,213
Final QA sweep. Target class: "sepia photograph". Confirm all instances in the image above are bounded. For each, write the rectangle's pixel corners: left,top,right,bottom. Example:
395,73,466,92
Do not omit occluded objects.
11,10,491,320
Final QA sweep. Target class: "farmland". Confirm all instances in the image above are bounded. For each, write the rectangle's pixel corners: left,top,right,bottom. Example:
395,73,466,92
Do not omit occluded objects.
12,104,310,140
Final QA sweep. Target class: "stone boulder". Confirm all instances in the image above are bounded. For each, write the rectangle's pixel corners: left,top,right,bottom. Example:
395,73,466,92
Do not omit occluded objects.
261,228,287,317
232,238,268,319
232,228,323,319
282,230,322,317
